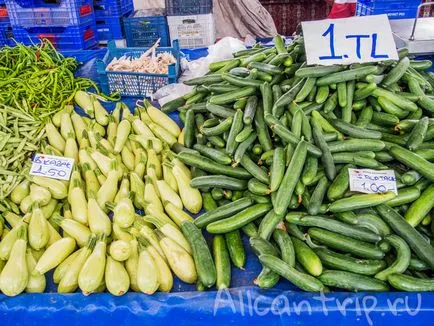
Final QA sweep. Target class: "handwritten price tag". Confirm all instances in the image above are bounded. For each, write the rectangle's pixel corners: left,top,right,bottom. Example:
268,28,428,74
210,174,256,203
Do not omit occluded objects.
301,15,398,66
349,168,398,195
30,153,74,181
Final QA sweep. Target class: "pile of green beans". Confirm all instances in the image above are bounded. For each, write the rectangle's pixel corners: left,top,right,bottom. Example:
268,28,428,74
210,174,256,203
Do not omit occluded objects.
164,35,434,292
0,104,44,202
0,40,98,120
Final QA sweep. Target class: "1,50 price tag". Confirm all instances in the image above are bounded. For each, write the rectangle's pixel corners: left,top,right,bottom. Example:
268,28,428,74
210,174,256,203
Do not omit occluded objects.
302,15,398,66
30,153,74,181
349,168,398,195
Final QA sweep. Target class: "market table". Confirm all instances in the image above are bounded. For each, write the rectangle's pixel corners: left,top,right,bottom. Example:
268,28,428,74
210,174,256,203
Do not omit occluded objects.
1,47,434,326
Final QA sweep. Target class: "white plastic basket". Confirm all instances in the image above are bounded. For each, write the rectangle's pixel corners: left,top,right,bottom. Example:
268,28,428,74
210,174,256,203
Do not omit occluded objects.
167,13,215,48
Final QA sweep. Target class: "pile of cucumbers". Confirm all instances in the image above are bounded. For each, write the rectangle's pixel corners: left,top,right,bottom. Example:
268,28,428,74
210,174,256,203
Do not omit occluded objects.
163,35,434,292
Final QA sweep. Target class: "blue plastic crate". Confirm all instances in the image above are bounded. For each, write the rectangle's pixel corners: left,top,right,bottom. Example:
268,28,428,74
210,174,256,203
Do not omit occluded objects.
96,15,124,41
97,40,180,97
124,11,169,47
5,0,94,27
356,0,422,19
13,21,98,49
165,0,211,16
0,20,14,45
93,0,133,19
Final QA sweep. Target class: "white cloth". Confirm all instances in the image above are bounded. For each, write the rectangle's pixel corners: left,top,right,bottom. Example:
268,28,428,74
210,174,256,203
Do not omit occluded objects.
213,0,277,39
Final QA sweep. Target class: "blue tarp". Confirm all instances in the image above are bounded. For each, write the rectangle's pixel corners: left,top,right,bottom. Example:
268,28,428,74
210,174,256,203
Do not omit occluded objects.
0,47,433,326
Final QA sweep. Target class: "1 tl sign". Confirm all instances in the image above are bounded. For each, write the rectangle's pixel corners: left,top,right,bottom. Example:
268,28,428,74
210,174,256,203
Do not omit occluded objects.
302,15,398,66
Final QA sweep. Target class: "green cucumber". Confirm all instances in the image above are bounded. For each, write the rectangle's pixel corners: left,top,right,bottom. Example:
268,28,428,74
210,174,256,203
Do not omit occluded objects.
194,197,254,228
312,119,336,180
205,103,235,118
243,96,258,125
287,215,381,243
193,144,232,165
327,164,353,201
382,57,410,87
317,66,378,86
328,118,382,139
213,235,231,289
191,175,248,191
259,254,325,292
258,210,284,241
327,139,385,153
209,86,258,105
233,132,257,165
181,221,216,288
270,147,285,192
292,237,322,276
185,74,223,86
295,77,317,103
356,106,373,127
386,187,420,207
308,176,329,215
319,270,389,292
240,156,269,184
404,184,434,227
201,116,233,136
274,140,308,215
206,203,272,234
315,248,387,276
406,116,429,151
272,229,295,267
376,204,434,270
375,235,410,281
388,274,434,292
225,109,244,155
177,152,251,179
248,178,271,196
329,192,396,212
295,65,346,78
389,145,434,182
308,228,385,259
225,230,245,269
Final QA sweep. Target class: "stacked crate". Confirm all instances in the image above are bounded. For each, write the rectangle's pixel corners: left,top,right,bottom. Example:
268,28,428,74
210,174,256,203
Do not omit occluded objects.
123,8,169,48
93,0,133,43
165,0,215,48
0,0,14,46
5,0,98,50
356,0,423,19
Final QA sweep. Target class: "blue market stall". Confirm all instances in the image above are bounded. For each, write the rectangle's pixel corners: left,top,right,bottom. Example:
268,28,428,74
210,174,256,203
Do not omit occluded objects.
0,47,433,326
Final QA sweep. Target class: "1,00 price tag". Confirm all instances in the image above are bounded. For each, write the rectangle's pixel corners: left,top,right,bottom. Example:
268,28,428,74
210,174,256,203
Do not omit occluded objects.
302,15,398,66
30,153,74,181
349,168,398,195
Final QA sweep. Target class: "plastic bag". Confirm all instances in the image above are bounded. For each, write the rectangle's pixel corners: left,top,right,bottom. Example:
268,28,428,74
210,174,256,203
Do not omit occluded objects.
155,37,246,106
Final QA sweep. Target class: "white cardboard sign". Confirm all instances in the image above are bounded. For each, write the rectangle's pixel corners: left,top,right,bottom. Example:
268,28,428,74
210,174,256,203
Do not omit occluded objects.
302,15,398,66
348,168,398,195
30,153,74,181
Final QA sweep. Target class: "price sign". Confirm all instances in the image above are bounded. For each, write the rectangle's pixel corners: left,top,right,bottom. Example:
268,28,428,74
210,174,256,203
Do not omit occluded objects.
349,168,398,195
30,153,74,181
301,15,398,66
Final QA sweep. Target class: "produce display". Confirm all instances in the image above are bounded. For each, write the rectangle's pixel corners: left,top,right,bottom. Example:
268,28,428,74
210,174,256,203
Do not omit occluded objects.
164,35,434,292
0,91,215,296
0,41,100,201
0,35,434,298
